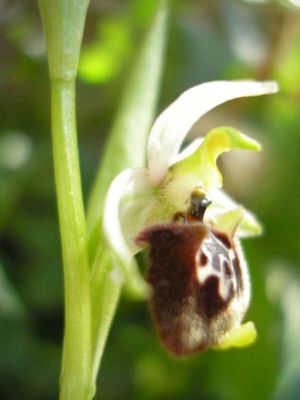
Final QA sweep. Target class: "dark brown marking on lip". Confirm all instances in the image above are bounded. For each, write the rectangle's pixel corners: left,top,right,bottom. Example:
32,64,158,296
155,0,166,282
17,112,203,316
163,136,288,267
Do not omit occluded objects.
199,252,208,267
195,275,228,319
231,246,244,293
213,230,232,249
223,259,232,279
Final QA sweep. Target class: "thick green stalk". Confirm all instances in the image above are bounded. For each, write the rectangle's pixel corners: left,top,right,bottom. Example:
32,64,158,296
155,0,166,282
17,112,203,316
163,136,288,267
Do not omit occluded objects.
38,1,92,398
51,81,92,400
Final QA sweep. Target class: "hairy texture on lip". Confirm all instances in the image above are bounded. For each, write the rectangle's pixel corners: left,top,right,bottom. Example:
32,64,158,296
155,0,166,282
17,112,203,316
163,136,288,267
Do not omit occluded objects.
137,223,249,356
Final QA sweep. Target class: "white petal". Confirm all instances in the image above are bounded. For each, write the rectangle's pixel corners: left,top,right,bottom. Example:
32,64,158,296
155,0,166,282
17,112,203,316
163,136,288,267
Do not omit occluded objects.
103,168,155,261
147,80,278,185
206,188,262,238
103,168,157,298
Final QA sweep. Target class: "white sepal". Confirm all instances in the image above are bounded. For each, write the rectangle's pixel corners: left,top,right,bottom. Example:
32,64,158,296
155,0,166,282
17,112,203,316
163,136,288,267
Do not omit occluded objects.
147,80,278,185
103,168,156,298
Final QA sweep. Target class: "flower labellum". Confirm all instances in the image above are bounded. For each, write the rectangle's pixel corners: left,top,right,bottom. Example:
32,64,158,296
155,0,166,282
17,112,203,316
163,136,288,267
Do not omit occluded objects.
103,80,278,355
137,189,250,356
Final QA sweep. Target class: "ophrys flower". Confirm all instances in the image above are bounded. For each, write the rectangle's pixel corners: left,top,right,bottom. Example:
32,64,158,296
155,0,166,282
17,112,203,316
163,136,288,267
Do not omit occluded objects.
103,80,278,355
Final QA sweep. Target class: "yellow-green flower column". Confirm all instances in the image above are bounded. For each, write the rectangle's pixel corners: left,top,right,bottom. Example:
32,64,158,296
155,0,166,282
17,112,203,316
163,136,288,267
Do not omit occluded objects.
38,2,92,399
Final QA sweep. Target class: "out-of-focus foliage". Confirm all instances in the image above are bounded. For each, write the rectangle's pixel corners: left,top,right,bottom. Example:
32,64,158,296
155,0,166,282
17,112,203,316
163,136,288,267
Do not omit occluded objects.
79,17,132,84
1,0,300,399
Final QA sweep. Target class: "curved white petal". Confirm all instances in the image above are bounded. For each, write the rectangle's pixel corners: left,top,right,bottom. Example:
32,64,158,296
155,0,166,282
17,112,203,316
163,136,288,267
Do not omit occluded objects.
206,188,262,238
147,80,278,185
103,168,156,297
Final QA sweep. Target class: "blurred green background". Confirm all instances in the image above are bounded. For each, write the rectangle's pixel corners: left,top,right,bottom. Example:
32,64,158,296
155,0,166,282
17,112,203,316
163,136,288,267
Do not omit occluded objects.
1,0,300,399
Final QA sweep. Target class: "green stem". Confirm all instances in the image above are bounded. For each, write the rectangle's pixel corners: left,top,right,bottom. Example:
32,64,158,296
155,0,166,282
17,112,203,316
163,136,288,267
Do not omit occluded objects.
89,247,122,383
51,80,93,400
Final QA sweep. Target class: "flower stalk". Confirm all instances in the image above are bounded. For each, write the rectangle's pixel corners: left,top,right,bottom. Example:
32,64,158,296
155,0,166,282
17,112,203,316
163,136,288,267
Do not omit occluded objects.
38,1,92,399
51,80,93,400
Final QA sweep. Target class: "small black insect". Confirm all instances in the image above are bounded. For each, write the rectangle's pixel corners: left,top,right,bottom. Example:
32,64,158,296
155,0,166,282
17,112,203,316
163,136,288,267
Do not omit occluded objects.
188,187,212,222
136,188,249,356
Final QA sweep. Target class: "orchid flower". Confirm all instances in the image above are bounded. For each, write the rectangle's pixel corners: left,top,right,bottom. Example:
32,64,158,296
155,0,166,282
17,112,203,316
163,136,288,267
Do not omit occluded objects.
103,80,278,355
